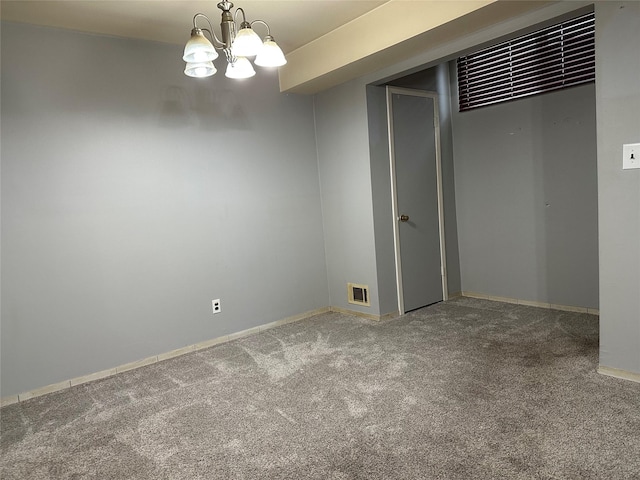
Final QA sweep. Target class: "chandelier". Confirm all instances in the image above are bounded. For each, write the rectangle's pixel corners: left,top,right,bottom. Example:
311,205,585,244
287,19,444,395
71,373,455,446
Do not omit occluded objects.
182,1,287,79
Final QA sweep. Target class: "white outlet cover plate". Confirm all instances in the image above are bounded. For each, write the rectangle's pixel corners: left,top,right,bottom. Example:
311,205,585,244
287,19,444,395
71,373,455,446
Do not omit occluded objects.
212,299,221,314
623,143,640,170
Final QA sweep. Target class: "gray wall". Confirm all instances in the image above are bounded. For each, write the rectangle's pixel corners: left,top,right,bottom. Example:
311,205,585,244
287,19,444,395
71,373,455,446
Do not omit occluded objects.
314,81,381,315
451,80,599,309
1,22,328,396
595,1,640,374
366,85,399,315
315,3,601,321
4,1,639,397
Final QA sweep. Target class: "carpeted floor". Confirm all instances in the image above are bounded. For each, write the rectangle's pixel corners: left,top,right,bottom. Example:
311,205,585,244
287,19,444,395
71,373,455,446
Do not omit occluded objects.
2,297,640,479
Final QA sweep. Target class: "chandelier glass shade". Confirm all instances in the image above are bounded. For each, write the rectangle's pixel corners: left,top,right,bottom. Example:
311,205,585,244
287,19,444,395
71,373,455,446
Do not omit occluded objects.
182,1,287,80
182,30,218,63
231,25,263,57
184,61,217,78
254,36,287,67
225,56,255,79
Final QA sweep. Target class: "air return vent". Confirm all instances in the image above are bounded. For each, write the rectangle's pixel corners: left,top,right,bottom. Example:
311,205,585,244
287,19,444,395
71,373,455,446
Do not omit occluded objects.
347,283,370,307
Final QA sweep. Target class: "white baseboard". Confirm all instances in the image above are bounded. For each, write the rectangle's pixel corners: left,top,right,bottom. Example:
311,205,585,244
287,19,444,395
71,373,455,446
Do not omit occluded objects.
461,291,599,315
1,296,604,408
329,306,399,321
597,366,640,384
1,306,330,407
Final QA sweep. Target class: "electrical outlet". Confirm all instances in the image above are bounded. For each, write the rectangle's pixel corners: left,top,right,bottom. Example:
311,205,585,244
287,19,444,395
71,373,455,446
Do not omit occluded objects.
623,143,640,170
212,299,221,314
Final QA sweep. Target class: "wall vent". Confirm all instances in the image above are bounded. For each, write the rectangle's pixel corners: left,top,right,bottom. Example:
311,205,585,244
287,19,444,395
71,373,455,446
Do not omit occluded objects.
347,283,370,307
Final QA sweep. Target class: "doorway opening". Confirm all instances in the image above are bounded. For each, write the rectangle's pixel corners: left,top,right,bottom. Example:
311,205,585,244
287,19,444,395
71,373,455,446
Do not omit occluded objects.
386,87,448,315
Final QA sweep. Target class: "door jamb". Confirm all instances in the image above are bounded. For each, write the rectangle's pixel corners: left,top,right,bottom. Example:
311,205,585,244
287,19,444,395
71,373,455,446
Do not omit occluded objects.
386,86,448,315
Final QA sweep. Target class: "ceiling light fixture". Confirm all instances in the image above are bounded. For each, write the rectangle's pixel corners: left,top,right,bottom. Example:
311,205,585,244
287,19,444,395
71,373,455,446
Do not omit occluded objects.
182,1,287,80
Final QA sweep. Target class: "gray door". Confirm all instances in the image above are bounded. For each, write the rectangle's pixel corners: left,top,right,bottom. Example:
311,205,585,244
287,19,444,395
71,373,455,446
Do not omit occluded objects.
389,89,445,312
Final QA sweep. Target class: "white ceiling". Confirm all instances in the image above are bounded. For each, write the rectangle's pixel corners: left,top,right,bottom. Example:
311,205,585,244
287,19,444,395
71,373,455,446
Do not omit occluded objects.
1,1,568,93
0,0,387,54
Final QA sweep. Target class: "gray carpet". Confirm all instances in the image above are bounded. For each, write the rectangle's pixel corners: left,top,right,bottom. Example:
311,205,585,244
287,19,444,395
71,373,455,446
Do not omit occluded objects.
2,297,640,479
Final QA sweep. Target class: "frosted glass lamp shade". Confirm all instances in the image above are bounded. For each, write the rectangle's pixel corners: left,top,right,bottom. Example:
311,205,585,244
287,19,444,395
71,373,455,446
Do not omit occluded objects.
183,29,218,63
184,61,217,78
225,57,256,79
231,27,263,57
254,38,287,67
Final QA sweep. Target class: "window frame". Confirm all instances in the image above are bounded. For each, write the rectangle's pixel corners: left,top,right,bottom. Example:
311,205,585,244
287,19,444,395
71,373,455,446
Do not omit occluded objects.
457,12,595,112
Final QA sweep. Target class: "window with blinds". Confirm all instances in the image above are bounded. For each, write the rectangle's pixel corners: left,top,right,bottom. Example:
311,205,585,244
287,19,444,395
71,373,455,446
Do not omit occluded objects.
457,12,595,112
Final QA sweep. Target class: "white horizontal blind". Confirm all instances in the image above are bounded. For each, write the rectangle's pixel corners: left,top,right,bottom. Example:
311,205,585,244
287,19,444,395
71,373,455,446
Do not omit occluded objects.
457,12,595,111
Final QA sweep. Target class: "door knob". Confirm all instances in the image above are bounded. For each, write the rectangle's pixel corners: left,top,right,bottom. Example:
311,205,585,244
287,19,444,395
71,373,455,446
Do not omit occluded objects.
400,214,410,222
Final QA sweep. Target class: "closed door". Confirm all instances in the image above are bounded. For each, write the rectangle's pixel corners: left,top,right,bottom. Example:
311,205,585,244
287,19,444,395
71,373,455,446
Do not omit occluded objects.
388,87,446,313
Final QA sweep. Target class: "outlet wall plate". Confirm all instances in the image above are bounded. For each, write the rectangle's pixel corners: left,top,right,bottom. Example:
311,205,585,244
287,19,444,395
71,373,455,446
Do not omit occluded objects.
623,143,640,170
212,299,221,314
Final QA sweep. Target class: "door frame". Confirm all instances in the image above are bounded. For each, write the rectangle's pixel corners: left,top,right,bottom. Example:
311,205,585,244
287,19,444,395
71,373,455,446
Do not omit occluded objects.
386,86,448,315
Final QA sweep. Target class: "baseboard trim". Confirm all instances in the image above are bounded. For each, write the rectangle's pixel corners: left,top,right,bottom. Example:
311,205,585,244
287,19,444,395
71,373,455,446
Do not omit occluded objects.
4,295,599,407
1,306,331,407
329,306,399,321
461,291,599,315
597,366,640,384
